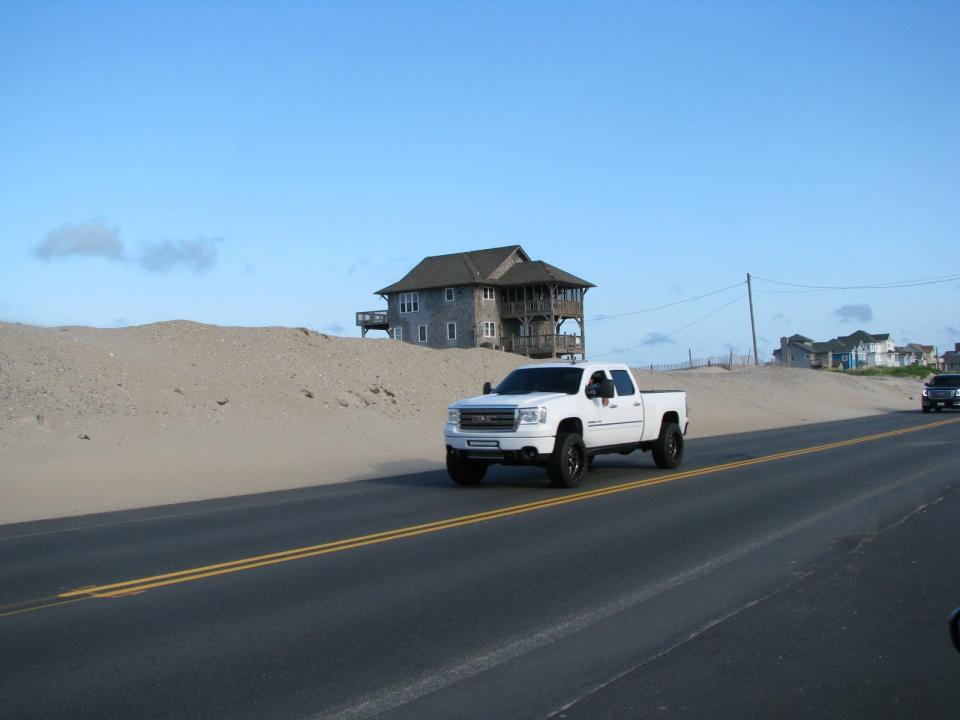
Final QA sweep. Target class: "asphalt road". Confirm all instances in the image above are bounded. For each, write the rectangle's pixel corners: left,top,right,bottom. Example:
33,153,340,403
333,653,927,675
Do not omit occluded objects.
2,412,959,719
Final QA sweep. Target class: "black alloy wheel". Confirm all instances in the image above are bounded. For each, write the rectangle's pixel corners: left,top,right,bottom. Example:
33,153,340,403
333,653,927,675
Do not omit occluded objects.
548,432,586,488
652,422,684,469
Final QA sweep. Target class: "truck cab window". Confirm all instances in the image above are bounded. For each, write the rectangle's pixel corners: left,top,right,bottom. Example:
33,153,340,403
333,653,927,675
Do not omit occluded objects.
611,369,636,396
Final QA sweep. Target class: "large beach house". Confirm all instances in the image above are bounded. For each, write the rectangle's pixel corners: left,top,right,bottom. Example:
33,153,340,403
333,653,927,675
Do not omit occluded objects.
356,245,594,360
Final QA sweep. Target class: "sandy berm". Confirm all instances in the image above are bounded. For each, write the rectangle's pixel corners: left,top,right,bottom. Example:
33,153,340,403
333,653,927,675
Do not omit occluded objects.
0,321,924,524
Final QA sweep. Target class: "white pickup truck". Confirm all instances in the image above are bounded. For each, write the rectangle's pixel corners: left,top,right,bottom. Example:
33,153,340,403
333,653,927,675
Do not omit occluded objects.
445,362,688,488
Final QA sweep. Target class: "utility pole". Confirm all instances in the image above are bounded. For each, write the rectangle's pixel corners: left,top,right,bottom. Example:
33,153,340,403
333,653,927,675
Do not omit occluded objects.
747,273,759,366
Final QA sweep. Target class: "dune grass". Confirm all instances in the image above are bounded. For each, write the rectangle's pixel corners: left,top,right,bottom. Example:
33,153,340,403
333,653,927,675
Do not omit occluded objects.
843,365,937,379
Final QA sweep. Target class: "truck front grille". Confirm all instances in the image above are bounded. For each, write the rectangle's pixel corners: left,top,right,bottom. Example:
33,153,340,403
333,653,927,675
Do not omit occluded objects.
929,390,954,399
459,408,517,431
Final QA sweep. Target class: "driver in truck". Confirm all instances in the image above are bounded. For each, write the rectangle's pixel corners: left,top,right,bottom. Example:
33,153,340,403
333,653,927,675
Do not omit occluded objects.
585,370,610,407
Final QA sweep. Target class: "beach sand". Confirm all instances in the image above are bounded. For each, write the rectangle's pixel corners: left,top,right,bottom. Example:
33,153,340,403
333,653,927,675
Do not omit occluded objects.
0,321,924,524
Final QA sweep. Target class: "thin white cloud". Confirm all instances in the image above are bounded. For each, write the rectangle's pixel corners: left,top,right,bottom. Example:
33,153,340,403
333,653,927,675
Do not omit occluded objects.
348,254,410,276
35,220,124,261
642,332,675,346
139,238,218,273
834,304,873,323
35,220,221,275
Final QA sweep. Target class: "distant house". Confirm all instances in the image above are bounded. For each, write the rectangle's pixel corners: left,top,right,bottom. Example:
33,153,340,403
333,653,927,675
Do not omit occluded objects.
837,330,897,367
896,343,939,368
774,330,897,369
777,331,947,371
774,334,858,369
355,245,594,360
775,335,830,368
942,343,960,372
830,337,868,370
773,335,814,367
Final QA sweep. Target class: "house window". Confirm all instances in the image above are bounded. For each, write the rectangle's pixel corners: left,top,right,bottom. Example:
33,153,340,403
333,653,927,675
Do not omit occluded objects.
447,322,456,341
390,327,403,341
418,325,427,343
444,288,455,302
482,287,495,300
399,292,419,313
483,322,496,338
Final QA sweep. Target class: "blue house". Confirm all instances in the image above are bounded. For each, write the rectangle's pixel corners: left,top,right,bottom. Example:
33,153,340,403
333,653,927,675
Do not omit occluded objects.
831,337,867,369
832,351,859,370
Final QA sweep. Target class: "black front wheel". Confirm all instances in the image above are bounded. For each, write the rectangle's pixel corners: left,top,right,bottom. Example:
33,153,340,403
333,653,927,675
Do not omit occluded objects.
651,422,684,469
446,454,488,486
548,433,587,488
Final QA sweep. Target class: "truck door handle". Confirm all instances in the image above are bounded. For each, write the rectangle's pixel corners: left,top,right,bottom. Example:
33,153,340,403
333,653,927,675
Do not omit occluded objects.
633,401,642,406
609,403,618,408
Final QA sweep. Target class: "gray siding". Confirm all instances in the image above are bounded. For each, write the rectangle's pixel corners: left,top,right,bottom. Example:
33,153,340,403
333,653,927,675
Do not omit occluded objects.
387,286,479,349
475,286,501,347
777,338,814,367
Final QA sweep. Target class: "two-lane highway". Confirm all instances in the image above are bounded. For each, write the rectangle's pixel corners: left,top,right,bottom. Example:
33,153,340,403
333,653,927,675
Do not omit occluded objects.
2,412,958,719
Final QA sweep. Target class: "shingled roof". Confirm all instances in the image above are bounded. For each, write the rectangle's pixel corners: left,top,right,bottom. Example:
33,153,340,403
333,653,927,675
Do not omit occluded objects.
838,330,889,346
375,246,593,294
376,246,522,294
498,260,593,288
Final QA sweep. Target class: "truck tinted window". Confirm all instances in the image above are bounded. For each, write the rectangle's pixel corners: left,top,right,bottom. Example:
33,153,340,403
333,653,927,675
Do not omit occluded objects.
930,375,960,387
495,368,584,395
611,369,636,396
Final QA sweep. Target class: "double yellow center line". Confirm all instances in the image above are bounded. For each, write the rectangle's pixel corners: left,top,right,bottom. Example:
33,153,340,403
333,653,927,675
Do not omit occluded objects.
3,416,958,618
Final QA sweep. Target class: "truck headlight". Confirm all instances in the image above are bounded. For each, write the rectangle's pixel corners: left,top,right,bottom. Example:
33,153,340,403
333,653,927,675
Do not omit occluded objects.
921,388,929,397
447,408,460,424
518,407,547,424
955,389,960,398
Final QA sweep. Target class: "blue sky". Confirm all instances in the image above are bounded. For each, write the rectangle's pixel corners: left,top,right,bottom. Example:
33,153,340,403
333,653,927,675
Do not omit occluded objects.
2,1,958,364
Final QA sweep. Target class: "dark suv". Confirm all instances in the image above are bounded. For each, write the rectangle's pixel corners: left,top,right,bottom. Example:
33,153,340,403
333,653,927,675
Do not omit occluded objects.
921,374,960,413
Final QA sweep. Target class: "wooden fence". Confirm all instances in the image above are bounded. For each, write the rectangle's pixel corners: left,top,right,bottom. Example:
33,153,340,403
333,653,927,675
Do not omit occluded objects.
645,351,755,373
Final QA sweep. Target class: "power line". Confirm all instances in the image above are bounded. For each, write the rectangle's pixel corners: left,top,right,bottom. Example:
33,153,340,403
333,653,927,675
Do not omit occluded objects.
752,273,960,291
593,294,746,359
590,281,746,321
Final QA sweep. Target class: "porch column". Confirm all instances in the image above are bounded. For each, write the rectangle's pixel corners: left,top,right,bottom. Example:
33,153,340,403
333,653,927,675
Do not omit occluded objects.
549,283,557,358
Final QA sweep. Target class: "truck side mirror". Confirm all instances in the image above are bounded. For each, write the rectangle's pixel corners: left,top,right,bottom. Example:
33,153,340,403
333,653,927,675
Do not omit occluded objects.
482,381,493,395
599,379,615,399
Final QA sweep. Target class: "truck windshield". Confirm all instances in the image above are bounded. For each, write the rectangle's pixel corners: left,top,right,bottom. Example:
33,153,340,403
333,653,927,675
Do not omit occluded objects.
930,375,960,387
495,367,584,395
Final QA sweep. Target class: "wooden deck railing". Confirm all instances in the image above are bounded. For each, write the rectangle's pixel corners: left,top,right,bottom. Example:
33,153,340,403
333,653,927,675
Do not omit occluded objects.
356,310,388,326
501,334,583,355
499,299,583,318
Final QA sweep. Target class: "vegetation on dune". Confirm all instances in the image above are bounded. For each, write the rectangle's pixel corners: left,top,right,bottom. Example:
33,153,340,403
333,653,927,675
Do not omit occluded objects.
842,365,937,379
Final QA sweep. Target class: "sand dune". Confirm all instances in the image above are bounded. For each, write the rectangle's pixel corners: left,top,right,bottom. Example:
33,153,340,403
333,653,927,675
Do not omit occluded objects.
0,321,924,523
